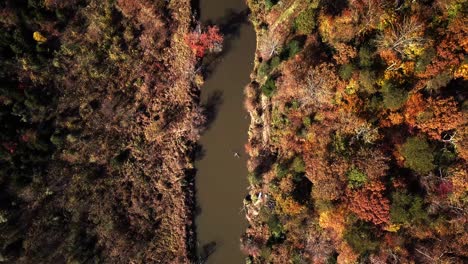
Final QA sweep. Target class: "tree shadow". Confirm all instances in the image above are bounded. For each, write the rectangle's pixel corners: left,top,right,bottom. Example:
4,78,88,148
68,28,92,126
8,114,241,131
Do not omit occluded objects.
191,0,201,20
322,0,349,16
253,150,277,177
202,90,223,131
201,8,251,80
192,143,206,161
197,241,218,264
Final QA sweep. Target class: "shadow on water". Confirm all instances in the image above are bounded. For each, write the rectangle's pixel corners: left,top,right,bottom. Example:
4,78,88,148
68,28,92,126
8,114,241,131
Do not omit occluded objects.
193,143,206,161
201,90,224,131
197,241,218,264
201,8,251,80
215,8,250,38
191,0,201,20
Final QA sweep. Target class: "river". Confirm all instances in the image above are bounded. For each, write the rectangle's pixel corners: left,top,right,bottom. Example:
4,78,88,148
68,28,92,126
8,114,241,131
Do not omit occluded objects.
195,0,256,263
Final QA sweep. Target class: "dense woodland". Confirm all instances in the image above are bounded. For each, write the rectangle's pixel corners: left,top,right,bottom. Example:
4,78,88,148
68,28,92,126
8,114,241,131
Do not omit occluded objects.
1,0,467,263
0,0,219,262
243,0,467,263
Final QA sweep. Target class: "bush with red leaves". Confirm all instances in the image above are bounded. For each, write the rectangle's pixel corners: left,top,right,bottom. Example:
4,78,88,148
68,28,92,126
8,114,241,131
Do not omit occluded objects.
437,180,453,197
2,142,17,154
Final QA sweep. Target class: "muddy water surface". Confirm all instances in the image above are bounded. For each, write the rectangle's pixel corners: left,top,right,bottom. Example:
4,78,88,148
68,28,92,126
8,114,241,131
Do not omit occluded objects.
196,0,256,263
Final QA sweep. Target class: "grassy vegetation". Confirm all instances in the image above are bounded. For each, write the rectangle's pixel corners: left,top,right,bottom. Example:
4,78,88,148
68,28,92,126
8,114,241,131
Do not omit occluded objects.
294,7,317,34
0,0,201,262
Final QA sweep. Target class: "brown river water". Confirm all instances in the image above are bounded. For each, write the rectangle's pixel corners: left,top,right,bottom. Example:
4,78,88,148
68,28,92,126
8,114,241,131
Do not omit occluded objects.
195,0,256,263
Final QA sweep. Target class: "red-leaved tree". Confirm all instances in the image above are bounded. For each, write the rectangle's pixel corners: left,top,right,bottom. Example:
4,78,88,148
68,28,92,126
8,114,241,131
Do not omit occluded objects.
185,26,223,58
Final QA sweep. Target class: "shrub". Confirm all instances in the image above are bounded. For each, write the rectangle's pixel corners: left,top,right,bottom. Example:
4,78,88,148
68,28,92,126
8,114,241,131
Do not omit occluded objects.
331,131,349,156
400,136,435,174
281,40,302,60
294,8,316,34
302,116,312,127
390,192,428,225
291,156,305,173
261,78,277,97
275,163,289,179
359,46,374,68
258,57,281,78
248,172,261,185
434,148,457,171
292,252,305,264
267,214,285,244
50,133,64,147
258,62,270,78
326,253,338,264
359,70,377,94
0,211,7,224
347,168,368,188
265,0,278,10
415,47,435,73
293,100,301,109
270,56,281,69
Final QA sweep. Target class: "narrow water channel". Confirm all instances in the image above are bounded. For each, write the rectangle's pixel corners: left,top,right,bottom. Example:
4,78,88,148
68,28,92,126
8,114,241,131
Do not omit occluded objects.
195,0,256,263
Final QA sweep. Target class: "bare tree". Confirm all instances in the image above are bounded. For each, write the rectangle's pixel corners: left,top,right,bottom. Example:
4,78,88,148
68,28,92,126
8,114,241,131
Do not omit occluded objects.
357,0,383,34
301,64,337,107
376,17,426,56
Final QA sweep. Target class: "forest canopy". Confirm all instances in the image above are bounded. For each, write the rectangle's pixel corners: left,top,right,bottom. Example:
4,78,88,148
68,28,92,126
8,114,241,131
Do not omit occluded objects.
242,0,467,263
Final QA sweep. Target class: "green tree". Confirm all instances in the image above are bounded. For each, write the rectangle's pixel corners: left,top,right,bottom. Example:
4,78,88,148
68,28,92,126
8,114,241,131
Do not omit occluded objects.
381,82,408,111
347,168,368,188
359,46,374,68
281,40,302,60
344,221,380,255
390,192,428,225
339,63,354,80
400,136,435,174
265,0,278,10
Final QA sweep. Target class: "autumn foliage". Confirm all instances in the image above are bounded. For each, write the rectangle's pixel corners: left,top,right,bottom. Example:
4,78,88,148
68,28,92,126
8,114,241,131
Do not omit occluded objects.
243,0,467,263
405,93,464,140
347,182,390,225
185,26,223,58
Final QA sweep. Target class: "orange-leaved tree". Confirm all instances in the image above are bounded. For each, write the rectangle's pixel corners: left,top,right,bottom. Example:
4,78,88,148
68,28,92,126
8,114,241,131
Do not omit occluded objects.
405,94,463,140
347,181,390,225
